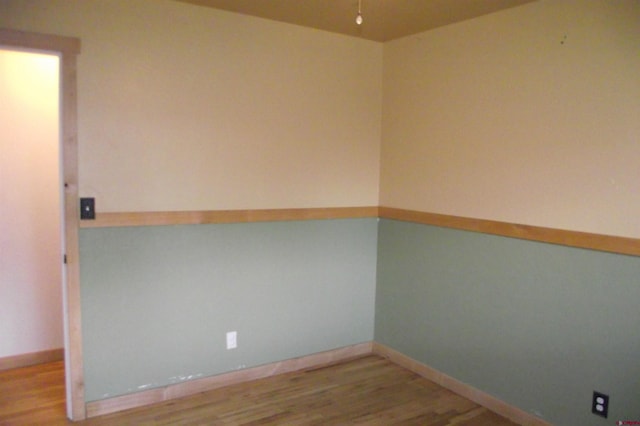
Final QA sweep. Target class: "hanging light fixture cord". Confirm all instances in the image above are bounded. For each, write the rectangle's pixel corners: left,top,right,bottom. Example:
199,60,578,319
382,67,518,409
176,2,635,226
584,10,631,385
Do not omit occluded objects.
356,0,363,25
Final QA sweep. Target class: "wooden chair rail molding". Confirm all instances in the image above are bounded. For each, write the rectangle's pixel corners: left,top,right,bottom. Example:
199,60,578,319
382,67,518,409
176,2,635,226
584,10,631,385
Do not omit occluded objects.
79,207,379,228
79,206,640,257
378,207,640,257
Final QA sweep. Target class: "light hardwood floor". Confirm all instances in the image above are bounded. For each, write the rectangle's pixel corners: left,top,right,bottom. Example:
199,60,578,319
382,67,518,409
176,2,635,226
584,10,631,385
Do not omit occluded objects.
0,355,519,425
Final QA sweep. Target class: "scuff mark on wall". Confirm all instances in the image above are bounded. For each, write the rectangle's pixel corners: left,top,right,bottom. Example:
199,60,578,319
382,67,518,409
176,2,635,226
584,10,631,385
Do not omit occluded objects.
137,383,155,390
167,373,204,384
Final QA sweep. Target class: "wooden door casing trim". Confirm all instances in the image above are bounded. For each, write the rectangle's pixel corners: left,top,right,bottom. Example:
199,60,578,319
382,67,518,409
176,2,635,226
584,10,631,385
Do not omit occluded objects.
0,27,85,421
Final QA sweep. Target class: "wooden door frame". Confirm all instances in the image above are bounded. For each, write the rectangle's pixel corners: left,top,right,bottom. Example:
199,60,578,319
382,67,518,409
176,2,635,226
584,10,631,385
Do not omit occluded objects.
0,28,85,420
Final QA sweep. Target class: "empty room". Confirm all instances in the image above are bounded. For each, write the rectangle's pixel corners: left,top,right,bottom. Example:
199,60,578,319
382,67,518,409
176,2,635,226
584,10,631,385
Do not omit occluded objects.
1,1,638,425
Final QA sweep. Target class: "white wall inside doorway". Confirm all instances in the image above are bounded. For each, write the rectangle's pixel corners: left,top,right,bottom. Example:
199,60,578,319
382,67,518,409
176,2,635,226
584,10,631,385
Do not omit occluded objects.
0,49,62,358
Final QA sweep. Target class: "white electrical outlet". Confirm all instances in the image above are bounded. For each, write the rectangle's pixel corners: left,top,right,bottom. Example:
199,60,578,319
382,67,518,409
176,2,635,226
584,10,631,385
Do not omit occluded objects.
226,331,237,349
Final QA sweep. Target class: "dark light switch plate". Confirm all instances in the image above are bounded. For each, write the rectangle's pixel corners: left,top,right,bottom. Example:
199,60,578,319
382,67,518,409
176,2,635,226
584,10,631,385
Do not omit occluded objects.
80,197,95,220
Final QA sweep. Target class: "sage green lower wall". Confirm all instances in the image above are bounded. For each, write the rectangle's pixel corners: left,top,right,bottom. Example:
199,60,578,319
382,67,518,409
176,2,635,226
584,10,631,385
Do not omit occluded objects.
79,218,378,402
375,219,640,426
79,216,640,424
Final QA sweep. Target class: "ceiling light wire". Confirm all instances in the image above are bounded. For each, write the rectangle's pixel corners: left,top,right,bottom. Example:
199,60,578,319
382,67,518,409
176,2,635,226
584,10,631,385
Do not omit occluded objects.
356,0,363,25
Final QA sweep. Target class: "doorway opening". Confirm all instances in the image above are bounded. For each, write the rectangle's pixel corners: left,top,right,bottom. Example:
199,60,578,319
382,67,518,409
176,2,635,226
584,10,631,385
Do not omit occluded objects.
0,47,62,370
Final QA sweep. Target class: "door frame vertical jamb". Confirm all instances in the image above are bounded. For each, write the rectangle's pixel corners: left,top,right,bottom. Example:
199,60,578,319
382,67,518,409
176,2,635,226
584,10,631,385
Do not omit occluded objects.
0,28,85,421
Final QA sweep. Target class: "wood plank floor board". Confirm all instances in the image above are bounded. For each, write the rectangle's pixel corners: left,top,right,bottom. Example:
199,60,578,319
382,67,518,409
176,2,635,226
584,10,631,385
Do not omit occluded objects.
0,355,520,425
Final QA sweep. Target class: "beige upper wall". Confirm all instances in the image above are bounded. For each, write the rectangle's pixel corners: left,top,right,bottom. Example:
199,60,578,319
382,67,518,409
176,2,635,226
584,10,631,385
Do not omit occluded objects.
0,0,382,212
381,0,640,238
3,0,639,239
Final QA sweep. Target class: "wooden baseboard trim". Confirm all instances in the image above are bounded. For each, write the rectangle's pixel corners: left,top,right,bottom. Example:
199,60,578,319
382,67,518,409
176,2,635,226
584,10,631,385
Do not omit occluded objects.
85,342,373,418
379,206,640,257
0,348,64,371
86,341,551,423
80,207,379,228
372,343,551,426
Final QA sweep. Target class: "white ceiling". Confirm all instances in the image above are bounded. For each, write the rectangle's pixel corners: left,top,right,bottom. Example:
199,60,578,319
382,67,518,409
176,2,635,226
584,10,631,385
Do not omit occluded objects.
177,0,538,42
